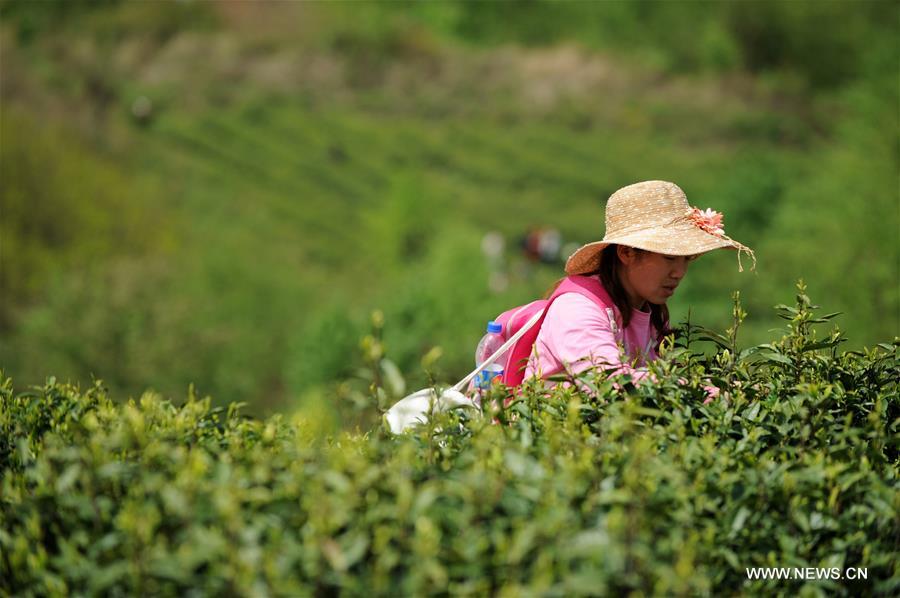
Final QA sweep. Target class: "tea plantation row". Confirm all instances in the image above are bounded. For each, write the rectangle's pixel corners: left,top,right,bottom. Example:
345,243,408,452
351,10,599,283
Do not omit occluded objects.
1,295,897,596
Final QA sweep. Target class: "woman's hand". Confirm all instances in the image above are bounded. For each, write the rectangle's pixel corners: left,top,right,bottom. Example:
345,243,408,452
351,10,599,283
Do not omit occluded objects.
675,376,720,404
702,384,720,404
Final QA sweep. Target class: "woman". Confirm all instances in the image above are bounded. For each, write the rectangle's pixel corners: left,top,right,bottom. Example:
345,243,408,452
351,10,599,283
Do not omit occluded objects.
522,180,755,394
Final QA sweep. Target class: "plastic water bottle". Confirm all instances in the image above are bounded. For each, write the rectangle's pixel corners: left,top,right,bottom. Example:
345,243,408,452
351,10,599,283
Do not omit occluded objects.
474,321,507,391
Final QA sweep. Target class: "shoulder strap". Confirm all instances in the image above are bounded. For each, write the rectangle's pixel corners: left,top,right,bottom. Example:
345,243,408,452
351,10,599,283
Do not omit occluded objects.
549,275,620,335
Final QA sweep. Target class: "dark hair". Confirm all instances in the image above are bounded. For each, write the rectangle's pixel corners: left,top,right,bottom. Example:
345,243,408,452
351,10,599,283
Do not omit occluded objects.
544,244,671,344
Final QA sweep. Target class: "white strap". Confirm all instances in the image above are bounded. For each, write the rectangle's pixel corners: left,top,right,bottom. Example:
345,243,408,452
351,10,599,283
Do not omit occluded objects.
453,308,546,393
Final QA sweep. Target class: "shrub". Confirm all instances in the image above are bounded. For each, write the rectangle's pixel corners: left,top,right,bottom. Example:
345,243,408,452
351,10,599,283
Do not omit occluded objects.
1,287,897,596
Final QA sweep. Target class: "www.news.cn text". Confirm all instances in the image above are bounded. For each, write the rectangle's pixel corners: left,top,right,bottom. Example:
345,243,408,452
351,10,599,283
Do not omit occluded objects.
745,567,868,581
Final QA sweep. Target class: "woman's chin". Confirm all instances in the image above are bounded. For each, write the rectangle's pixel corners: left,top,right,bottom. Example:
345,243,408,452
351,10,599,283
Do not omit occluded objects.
658,288,675,301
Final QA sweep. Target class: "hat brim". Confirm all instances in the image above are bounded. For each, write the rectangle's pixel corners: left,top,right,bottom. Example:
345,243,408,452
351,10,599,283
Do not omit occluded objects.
565,222,749,275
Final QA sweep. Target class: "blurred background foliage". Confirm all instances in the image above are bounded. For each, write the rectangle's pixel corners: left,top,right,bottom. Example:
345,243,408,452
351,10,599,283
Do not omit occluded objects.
1,0,897,423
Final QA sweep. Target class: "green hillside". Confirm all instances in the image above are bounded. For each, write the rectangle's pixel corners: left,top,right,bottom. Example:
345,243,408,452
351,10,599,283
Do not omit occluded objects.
1,0,897,422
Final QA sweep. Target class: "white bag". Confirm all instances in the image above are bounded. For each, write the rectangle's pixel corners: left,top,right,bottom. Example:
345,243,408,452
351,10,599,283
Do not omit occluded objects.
384,309,545,433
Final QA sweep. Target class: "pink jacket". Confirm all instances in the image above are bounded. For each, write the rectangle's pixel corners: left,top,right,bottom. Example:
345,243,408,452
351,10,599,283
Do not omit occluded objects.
523,275,660,384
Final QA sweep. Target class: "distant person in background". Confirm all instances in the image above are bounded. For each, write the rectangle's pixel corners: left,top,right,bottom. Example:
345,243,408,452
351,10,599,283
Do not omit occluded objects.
481,231,508,294
523,180,755,401
519,227,563,265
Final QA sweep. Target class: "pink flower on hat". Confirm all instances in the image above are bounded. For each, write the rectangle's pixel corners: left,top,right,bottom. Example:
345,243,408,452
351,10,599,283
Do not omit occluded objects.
689,207,725,237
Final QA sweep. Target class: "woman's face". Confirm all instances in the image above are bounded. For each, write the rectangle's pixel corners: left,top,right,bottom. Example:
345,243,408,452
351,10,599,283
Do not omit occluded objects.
617,247,697,310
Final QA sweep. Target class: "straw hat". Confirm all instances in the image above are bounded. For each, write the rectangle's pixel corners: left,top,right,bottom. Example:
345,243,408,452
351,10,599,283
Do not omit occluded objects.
565,180,755,275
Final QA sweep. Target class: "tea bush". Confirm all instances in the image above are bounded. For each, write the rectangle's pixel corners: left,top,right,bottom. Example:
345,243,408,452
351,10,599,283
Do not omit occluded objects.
1,287,897,596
